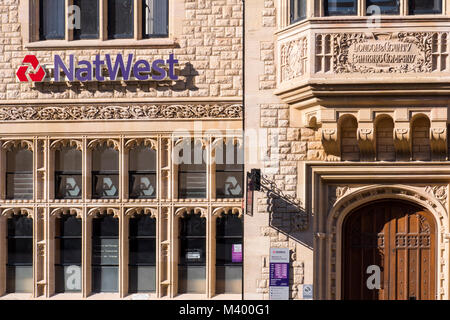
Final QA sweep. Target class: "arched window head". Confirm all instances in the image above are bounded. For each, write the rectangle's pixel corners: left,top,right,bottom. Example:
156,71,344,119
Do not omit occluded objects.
340,116,360,161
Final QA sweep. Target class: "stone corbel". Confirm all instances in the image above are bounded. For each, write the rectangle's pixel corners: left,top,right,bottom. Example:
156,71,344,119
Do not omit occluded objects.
430,126,447,160
393,124,410,160
357,124,375,161
321,124,339,159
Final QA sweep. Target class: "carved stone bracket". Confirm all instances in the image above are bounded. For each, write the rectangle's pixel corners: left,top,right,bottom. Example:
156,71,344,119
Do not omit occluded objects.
430,127,447,160
321,127,339,159
357,127,374,161
393,127,410,160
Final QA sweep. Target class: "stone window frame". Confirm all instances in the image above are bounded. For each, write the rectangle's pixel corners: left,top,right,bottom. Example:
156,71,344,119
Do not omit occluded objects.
21,0,183,49
278,0,448,29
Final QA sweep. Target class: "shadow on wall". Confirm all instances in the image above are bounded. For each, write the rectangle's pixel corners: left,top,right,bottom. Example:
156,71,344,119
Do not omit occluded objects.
33,62,199,95
263,181,313,250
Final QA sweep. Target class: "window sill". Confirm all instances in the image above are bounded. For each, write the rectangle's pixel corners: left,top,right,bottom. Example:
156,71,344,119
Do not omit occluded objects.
25,38,177,50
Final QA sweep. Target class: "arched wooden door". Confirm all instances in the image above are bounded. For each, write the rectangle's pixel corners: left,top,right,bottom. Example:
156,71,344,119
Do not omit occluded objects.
343,200,436,300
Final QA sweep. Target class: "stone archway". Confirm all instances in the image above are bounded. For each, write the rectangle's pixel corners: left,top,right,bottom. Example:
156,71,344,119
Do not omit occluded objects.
326,184,448,300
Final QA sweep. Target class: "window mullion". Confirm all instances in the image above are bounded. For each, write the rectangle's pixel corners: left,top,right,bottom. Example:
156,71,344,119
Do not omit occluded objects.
134,0,141,40
100,0,107,40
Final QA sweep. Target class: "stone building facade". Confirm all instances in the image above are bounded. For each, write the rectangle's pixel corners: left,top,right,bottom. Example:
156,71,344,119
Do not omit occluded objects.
245,0,450,300
0,0,243,299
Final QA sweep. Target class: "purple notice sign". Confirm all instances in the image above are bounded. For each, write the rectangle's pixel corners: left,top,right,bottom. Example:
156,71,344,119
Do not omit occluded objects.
232,244,242,263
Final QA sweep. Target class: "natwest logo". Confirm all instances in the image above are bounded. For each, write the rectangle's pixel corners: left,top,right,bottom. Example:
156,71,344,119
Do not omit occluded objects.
54,53,178,82
16,55,46,82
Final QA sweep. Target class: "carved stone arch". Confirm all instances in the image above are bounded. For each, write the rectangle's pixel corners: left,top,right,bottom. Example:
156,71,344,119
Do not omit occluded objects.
326,184,448,300
212,207,243,218
50,139,83,151
124,138,158,151
87,207,120,219
87,139,120,151
125,207,157,219
2,139,34,152
50,207,82,219
1,207,34,219
175,207,207,218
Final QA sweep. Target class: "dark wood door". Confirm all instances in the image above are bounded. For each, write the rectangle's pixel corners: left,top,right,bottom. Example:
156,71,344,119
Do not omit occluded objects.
343,200,436,300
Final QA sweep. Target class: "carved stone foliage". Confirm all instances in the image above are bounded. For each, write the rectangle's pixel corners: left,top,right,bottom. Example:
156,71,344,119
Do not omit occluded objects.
332,32,437,74
0,104,243,121
280,37,308,82
425,185,447,206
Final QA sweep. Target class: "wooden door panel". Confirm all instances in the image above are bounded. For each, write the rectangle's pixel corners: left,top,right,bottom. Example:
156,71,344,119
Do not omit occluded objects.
343,200,436,300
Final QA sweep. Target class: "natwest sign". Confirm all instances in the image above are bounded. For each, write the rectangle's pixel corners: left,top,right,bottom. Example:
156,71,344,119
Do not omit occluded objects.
17,53,179,83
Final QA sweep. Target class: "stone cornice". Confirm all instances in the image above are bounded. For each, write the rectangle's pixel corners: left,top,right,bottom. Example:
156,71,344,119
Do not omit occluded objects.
0,103,243,121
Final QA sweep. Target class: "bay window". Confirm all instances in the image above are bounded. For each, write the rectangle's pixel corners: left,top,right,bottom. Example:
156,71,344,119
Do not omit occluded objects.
366,0,400,15
324,0,357,16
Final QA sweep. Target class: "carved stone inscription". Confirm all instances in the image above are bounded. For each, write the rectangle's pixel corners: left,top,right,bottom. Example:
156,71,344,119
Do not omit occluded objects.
348,41,419,66
333,32,435,73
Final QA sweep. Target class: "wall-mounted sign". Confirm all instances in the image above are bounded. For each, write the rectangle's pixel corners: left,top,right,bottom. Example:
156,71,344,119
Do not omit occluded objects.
269,248,289,300
16,53,179,83
186,249,201,261
232,244,242,263
303,284,313,300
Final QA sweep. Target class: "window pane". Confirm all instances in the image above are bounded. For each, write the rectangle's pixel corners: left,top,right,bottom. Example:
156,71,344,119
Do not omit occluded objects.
92,266,119,292
8,216,33,237
143,0,169,38
55,147,82,172
92,238,119,265
216,266,242,294
92,147,119,171
55,174,82,199
129,266,156,292
129,239,156,264
366,0,400,15
180,214,206,238
6,266,33,293
93,174,119,199
40,0,65,40
56,215,82,237
93,216,119,237
409,0,442,14
55,265,82,293
216,214,243,237
216,239,243,265
129,215,156,237
216,171,244,198
55,239,82,264
324,0,357,15
73,0,99,39
7,149,33,172
8,239,33,264
178,172,206,198
108,0,134,39
7,173,33,200
290,0,307,23
129,173,157,199
178,266,206,293
129,146,156,171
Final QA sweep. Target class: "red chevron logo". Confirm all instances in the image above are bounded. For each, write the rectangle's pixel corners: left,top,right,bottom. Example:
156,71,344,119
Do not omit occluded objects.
16,55,46,82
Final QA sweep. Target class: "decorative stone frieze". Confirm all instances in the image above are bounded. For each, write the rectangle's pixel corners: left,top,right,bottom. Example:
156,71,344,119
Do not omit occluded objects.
280,37,308,82
0,104,243,121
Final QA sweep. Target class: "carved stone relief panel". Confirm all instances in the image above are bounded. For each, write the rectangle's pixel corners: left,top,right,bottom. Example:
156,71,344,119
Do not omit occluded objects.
280,37,308,82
